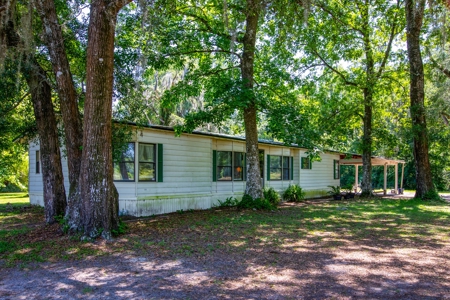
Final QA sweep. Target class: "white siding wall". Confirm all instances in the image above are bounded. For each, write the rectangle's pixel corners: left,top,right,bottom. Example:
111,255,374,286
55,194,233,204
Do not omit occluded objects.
29,141,44,206
29,127,342,216
28,140,71,206
130,130,214,216
299,150,340,197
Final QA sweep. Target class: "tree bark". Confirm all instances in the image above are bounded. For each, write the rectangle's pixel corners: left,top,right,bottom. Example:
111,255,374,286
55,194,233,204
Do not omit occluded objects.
25,58,67,224
361,88,373,196
34,0,83,226
360,2,374,197
405,0,435,199
79,0,130,238
242,0,263,199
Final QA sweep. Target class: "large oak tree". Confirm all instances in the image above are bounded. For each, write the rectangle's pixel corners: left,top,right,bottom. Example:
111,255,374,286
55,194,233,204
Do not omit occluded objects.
35,0,132,238
405,0,436,199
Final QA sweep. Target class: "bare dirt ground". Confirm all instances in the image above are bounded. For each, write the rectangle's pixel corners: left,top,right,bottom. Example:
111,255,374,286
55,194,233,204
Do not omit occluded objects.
1,193,449,299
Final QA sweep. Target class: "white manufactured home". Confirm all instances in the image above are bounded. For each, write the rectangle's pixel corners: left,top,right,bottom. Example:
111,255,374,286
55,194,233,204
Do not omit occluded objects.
29,124,341,216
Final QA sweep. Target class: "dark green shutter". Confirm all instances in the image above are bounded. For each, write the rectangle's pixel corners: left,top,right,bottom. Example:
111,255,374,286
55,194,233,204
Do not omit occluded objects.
290,156,294,180
157,144,163,182
212,150,217,182
309,158,312,169
267,154,271,181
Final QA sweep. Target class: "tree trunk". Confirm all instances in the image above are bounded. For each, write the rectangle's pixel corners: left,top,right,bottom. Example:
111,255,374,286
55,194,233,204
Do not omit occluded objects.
34,0,83,226
1,1,66,224
359,1,374,197
25,58,67,224
405,0,435,199
360,88,373,197
78,0,129,239
242,0,263,199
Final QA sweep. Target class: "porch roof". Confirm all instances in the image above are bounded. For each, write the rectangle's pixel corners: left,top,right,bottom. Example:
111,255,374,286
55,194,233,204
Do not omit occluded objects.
339,156,405,166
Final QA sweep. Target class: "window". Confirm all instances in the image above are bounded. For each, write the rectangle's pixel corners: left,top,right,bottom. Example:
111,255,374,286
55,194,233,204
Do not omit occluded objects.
268,155,293,181
270,156,282,180
233,152,244,181
334,159,340,179
113,143,135,181
301,157,311,169
213,151,245,181
36,151,40,174
217,151,232,181
139,143,156,181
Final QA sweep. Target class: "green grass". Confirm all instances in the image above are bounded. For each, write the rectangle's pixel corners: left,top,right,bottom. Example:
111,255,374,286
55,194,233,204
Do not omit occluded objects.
0,193,449,267
0,192,29,204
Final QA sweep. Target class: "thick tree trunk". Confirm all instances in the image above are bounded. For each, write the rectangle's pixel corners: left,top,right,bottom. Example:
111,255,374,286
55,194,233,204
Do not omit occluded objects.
242,0,263,199
361,88,373,196
34,0,83,226
25,58,67,223
405,0,435,199
78,0,129,238
360,2,374,197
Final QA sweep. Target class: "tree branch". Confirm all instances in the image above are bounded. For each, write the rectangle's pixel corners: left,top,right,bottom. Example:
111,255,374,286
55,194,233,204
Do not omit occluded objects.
442,112,449,126
426,47,450,79
375,0,401,80
312,49,358,87
164,49,242,61
0,92,30,118
314,1,365,36
194,65,240,77
109,0,134,13
183,11,243,44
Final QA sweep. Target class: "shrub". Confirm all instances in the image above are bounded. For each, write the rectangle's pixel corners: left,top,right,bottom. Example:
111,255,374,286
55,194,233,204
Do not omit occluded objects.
263,187,281,205
112,218,128,236
282,184,305,202
215,197,240,207
327,185,341,196
237,194,275,210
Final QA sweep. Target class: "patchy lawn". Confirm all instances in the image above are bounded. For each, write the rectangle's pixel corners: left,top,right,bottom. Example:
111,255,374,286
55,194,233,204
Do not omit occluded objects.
0,193,449,299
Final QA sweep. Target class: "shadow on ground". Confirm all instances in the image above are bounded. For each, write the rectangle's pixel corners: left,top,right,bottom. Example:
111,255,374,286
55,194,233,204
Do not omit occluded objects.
0,196,449,299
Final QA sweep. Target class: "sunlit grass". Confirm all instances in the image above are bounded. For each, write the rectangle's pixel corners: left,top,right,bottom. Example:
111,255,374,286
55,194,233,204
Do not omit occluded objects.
0,194,449,267
0,192,29,204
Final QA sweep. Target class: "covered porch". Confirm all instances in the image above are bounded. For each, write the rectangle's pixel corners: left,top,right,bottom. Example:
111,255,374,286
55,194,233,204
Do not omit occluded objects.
339,155,406,195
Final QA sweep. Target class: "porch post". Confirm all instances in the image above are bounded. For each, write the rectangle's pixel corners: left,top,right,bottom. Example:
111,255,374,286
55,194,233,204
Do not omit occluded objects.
383,163,387,195
354,164,359,192
394,163,398,194
400,163,405,192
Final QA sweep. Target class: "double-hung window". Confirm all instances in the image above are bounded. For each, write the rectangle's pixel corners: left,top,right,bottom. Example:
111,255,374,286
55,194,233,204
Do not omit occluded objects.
217,151,232,181
139,143,156,181
269,156,282,180
301,157,312,169
113,143,135,181
214,151,245,181
267,155,293,181
114,142,163,182
233,152,244,181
